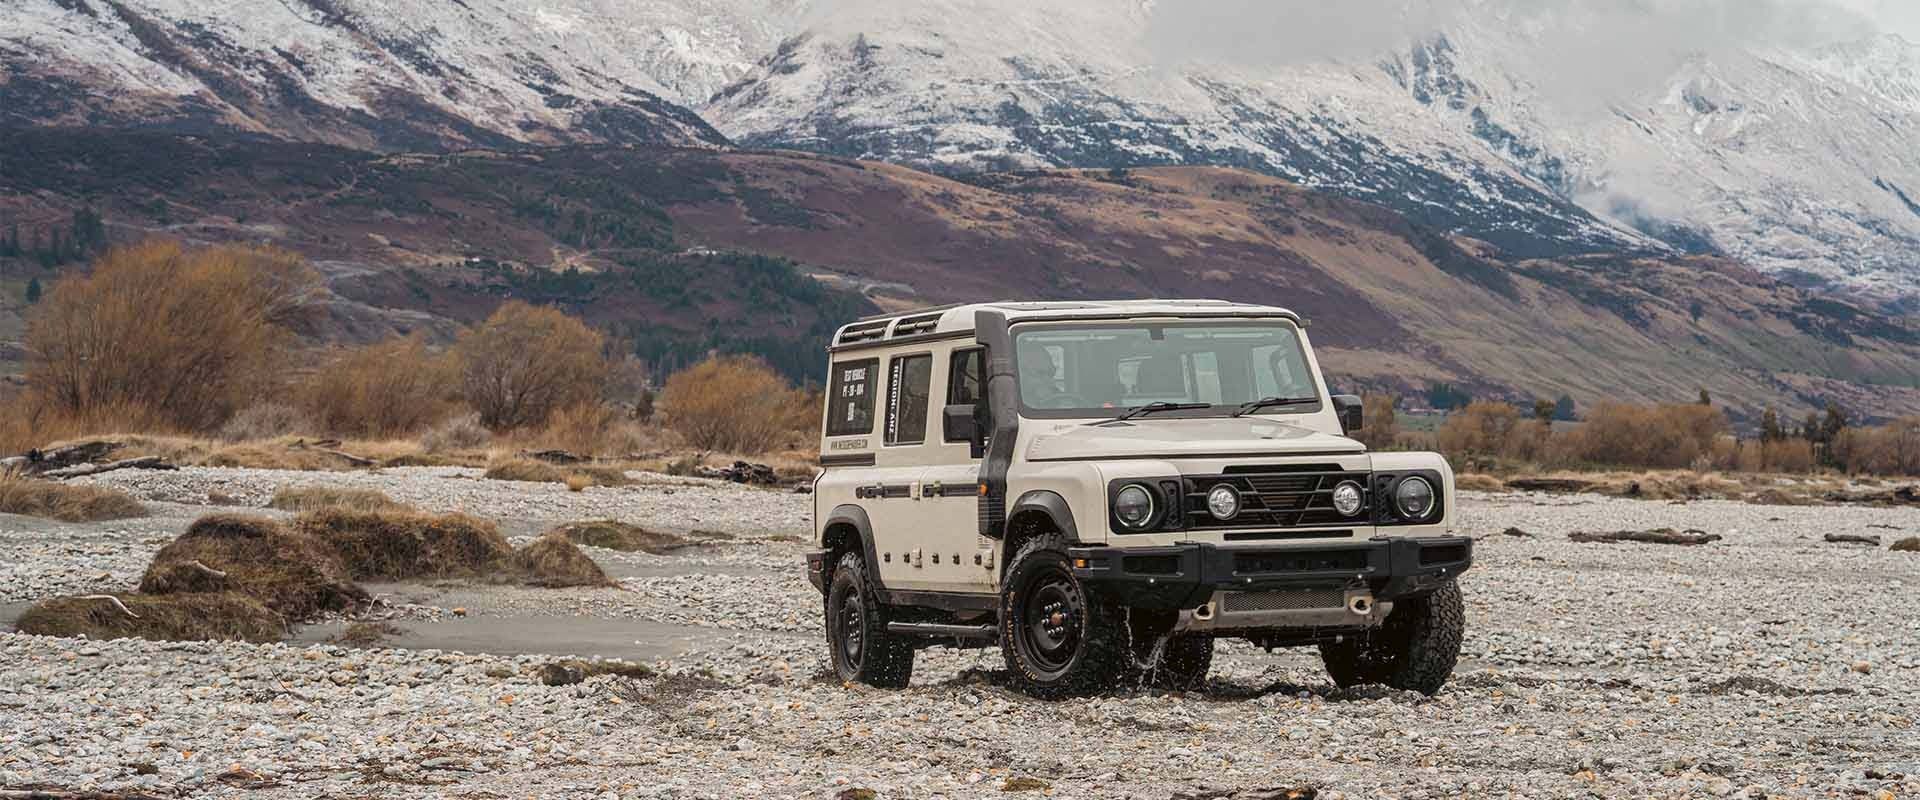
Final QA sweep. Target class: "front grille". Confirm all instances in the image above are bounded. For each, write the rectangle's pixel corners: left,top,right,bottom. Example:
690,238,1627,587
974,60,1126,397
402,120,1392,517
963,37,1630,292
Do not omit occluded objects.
1234,549,1371,575
1186,467,1369,530
1219,589,1344,613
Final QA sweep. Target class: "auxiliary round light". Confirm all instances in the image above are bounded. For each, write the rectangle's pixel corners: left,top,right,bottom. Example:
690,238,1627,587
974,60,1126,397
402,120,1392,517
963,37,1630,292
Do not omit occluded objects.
1114,484,1155,529
1394,476,1436,519
1332,481,1365,517
1206,484,1241,521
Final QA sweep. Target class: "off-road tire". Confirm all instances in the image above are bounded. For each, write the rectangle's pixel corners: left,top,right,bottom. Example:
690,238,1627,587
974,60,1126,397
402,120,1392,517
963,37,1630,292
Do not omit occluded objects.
1146,634,1214,691
1319,580,1465,696
999,533,1126,698
826,552,914,688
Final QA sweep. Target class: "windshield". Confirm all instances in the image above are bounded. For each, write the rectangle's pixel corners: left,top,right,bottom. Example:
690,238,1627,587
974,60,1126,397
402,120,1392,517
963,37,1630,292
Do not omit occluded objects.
1013,321,1321,418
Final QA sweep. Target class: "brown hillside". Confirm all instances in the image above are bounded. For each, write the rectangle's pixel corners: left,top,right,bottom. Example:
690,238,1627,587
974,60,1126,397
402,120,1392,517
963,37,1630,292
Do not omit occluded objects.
1,129,1915,419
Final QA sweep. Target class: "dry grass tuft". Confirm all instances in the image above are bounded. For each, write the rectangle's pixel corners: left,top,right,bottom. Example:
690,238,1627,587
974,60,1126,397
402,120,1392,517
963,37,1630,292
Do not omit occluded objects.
1454,473,1505,493
268,486,413,513
512,531,616,588
0,471,148,522
296,508,513,581
329,621,404,648
139,514,369,620
15,592,286,643
550,520,709,554
483,457,631,488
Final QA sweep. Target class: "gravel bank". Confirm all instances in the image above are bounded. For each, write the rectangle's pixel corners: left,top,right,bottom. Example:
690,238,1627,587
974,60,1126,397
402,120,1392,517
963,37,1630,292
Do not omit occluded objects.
2,469,1916,799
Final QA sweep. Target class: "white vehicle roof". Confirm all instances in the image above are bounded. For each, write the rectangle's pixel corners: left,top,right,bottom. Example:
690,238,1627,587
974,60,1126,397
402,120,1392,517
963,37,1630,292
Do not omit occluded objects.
830,299,1303,352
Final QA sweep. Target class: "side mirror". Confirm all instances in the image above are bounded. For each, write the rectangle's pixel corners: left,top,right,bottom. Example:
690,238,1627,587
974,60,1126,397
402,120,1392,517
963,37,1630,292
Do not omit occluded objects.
1332,394,1363,435
943,404,986,457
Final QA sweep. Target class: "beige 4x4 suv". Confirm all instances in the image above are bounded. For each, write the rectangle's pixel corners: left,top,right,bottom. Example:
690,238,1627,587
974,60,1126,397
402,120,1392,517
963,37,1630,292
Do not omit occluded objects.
805,301,1472,697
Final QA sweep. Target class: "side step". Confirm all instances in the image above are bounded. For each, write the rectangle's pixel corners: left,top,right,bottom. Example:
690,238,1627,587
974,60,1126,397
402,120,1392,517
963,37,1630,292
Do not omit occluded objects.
886,622,998,642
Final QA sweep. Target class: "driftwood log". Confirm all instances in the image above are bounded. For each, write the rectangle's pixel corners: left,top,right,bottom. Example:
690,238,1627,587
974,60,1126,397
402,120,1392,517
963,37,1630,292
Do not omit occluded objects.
287,440,376,467
524,449,591,465
1824,533,1883,546
42,456,176,480
2,440,123,475
1568,528,1722,546
1506,478,1592,494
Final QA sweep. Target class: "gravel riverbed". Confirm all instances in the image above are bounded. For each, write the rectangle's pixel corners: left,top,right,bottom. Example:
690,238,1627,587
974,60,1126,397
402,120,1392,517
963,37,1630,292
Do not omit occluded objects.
2,467,1917,799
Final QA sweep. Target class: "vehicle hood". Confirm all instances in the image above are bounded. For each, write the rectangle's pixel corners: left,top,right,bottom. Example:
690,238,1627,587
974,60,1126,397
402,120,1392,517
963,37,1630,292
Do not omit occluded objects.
1024,417,1364,462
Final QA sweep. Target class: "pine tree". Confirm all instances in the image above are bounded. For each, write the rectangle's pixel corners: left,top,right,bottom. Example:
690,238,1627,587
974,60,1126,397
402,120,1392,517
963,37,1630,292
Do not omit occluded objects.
1802,411,1821,443
1,224,18,258
1552,394,1576,421
1821,403,1848,442
24,277,41,305
1698,388,1712,406
1761,407,1783,443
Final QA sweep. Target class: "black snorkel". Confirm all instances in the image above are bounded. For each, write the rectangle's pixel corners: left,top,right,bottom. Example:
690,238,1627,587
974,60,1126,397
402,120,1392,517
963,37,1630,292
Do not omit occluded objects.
976,309,1020,539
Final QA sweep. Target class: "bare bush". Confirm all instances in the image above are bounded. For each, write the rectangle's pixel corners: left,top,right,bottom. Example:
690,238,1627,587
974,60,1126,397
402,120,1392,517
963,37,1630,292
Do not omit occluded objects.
659,355,813,454
1834,417,1920,476
454,302,608,430
1353,395,1400,450
1437,402,1538,459
1553,402,1729,470
301,336,455,437
26,240,317,432
420,412,491,453
219,403,313,442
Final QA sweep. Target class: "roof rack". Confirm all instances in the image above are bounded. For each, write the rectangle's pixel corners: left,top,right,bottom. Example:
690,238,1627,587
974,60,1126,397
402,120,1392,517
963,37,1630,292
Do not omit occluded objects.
854,302,965,323
833,319,891,347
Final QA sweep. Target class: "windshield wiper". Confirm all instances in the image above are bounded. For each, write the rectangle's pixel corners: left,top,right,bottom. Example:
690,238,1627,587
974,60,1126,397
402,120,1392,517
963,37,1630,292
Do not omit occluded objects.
1232,396,1318,417
1115,401,1212,421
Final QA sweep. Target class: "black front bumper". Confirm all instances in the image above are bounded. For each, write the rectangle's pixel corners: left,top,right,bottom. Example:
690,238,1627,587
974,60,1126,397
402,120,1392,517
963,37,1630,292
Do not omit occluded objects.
1068,536,1473,610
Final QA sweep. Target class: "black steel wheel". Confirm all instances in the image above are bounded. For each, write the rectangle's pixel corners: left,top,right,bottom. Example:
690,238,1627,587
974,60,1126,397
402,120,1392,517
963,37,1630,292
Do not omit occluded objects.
826,551,914,688
999,533,1124,698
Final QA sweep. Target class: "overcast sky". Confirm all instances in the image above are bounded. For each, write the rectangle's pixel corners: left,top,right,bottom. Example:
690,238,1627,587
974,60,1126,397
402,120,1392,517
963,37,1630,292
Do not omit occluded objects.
1143,0,1920,117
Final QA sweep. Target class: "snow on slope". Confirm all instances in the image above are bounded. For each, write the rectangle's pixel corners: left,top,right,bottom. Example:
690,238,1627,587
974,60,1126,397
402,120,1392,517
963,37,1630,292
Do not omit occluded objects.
0,0,802,148
703,0,1920,300
6,0,1920,301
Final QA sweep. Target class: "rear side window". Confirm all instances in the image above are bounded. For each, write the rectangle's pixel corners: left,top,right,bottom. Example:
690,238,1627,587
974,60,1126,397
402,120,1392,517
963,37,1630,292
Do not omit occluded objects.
948,348,984,406
826,359,878,437
886,354,933,446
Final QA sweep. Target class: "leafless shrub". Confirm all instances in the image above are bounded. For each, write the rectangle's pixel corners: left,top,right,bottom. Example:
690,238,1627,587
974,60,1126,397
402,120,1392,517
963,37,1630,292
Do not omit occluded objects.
219,403,313,442
659,355,813,454
420,413,491,453
454,302,608,430
302,336,455,437
25,240,317,432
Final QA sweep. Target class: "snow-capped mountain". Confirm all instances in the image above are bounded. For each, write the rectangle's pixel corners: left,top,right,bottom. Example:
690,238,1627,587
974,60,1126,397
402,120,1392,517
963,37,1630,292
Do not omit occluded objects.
7,0,1920,303
0,0,792,149
704,1,1920,302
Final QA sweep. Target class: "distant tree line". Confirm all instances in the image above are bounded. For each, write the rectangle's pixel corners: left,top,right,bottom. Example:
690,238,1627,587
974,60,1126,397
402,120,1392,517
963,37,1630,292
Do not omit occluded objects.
2,209,109,268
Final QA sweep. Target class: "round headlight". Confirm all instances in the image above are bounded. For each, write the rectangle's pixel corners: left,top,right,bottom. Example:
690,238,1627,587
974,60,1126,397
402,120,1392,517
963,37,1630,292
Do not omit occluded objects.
1395,476,1436,519
1331,481,1364,517
1114,484,1155,529
1206,484,1241,521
